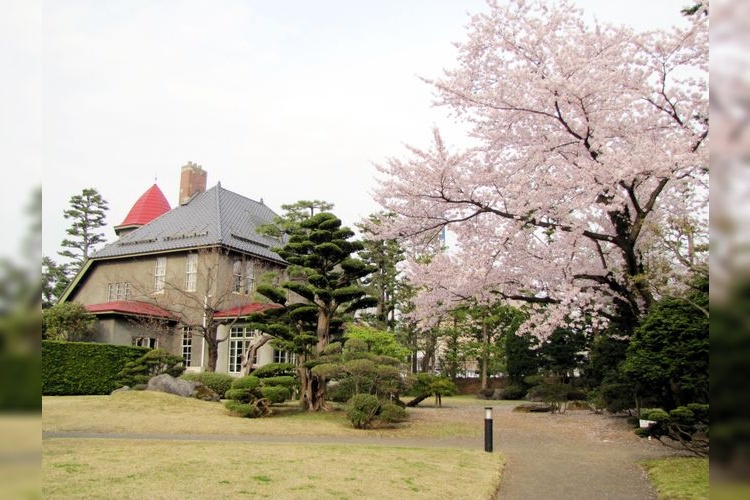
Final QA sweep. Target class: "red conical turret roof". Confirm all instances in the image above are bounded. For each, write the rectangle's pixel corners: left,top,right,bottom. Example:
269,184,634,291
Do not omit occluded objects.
115,184,171,235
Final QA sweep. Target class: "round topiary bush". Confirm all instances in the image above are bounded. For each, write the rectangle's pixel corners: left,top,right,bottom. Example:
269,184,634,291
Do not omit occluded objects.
260,385,291,404
346,394,380,429
231,375,261,391
378,402,408,424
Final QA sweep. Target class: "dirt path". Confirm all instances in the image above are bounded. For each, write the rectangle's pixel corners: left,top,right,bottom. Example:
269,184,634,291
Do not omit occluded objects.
405,403,680,500
488,405,676,499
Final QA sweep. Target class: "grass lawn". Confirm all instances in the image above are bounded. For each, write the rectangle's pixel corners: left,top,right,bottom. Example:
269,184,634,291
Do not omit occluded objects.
42,391,485,439
43,392,504,499
44,439,501,499
640,456,708,500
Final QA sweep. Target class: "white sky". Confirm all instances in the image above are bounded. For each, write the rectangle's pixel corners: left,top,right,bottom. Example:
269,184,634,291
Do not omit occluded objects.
1,0,690,262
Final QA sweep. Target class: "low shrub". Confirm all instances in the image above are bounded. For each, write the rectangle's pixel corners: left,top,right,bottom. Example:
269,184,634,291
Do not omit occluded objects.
252,362,296,378
223,374,293,418
231,375,261,392
181,372,234,396
329,378,357,403
378,403,407,424
260,385,291,404
225,400,263,418
346,394,381,429
260,376,297,389
500,385,526,400
637,404,709,457
527,383,569,413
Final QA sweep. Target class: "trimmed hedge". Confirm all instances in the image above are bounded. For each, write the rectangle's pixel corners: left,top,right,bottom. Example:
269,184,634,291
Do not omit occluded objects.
43,340,149,395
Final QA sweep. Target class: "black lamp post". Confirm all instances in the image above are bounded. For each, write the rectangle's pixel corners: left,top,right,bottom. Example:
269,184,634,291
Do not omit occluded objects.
484,406,493,452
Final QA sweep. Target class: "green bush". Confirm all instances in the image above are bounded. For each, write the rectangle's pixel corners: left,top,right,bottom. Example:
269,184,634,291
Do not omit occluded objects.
43,340,149,395
223,374,292,418
224,389,249,401
252,362,296,378
225,400,261,418
329,378,358,403
260,385,291,404
378,402,408,423
231,375,261,391
500,385,526,400
260,376,297,389
637,404,709,457
181,372,234,396
527,383,570,413
346,393,380,429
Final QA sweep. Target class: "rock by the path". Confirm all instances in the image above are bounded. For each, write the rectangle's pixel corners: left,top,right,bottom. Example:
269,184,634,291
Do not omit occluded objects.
146,374,220,401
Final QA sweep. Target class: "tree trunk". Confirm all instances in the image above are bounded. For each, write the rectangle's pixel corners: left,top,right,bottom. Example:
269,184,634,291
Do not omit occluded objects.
420,334,436,373
406,393,430,407
241,333,274,376
481,321,489,390
299,366,329,411
316,311,331,353
206,341,218,372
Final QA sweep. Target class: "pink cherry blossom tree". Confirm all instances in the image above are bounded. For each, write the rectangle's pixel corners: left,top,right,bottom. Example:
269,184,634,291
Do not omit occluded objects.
371,0,708,339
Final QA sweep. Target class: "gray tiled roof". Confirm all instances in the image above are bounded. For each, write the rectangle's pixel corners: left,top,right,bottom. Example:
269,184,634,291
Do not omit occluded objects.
92,183,285,263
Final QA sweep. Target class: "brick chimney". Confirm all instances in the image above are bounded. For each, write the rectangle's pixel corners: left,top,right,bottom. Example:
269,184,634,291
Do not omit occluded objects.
179,161,207,205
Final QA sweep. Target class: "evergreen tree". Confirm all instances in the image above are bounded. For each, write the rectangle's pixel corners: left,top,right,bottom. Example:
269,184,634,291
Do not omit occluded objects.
622,276,709,410
249,210,378,411
58,188,109,274
357,213,408,330
42,257,68,309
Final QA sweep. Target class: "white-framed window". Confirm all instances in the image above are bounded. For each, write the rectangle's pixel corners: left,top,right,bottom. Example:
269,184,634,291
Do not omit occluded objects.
228,326,259,373
107,282,131,301
244,261,256,295
154,256,166,293
181,327,193,366
273,349,296,364
233,259,243,293
133,337,157,349
185,253,198,292
232,258,257,295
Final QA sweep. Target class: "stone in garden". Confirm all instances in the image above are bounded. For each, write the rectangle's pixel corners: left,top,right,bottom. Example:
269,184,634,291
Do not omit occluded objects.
146,374,220,401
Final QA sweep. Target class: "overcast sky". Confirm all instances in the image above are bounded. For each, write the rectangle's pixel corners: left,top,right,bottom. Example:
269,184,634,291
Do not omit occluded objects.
2,0,690,262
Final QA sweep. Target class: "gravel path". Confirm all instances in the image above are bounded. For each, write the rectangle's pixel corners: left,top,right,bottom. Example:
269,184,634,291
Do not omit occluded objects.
43,402,680,499
409,403,679,499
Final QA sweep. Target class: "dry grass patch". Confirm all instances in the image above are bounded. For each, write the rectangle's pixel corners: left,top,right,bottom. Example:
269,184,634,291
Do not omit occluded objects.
43,439,503,499
0,416,41,499
42,392,488,439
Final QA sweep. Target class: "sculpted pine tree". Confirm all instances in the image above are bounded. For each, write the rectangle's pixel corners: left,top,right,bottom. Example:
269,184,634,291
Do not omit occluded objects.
371,0,708,338
251,212,378,411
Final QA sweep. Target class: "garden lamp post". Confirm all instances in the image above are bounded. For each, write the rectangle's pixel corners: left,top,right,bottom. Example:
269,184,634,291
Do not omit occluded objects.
484,407,493,452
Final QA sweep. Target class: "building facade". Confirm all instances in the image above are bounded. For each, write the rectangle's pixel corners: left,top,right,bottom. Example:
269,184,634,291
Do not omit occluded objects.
60,162,292,375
